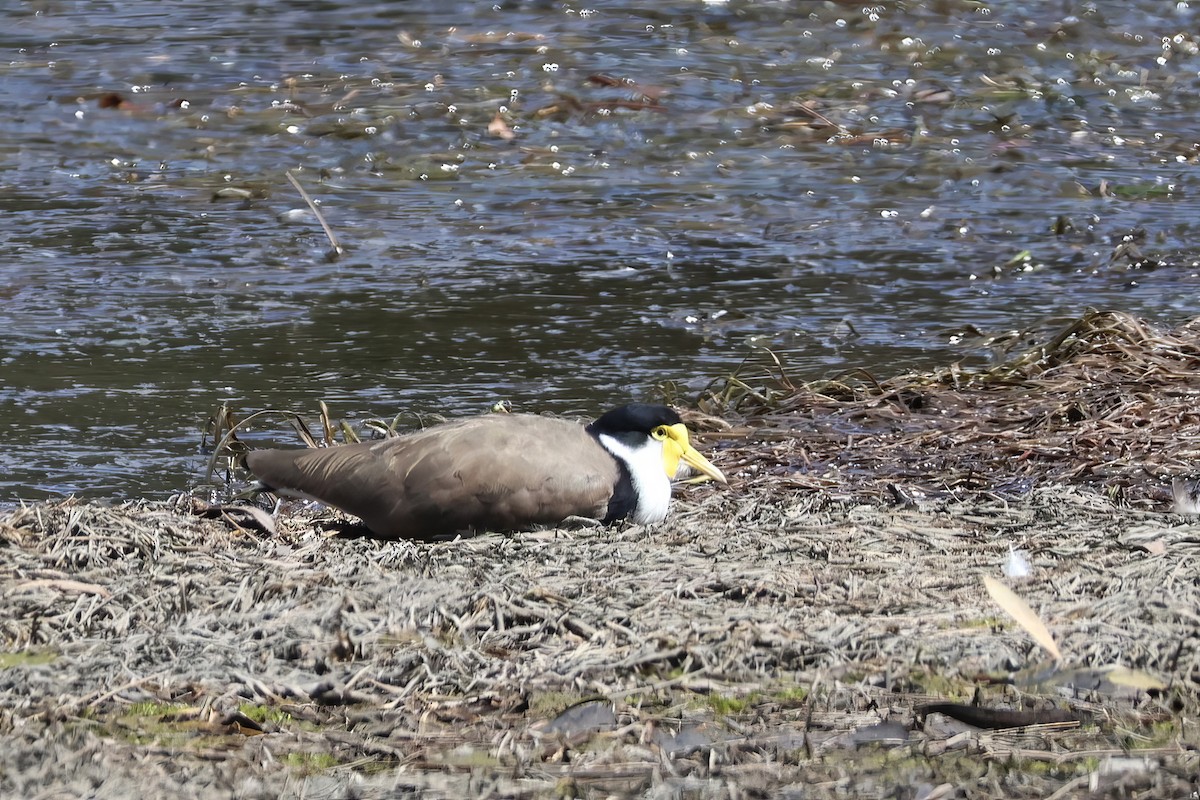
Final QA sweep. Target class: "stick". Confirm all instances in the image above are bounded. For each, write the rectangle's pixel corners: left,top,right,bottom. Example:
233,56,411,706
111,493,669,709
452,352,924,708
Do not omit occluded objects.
285,170,344,258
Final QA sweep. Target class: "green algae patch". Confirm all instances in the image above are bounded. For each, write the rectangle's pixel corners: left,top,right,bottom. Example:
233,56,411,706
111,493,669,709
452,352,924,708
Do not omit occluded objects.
237,702,293,726
706,693,750,715
528,690,590,718
0,650,58,669
282,751,340,774
430,747,501,769
107,708,235,750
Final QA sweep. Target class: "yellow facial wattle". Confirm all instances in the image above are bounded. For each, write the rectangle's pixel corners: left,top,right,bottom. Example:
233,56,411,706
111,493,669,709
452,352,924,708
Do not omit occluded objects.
655,423,727,484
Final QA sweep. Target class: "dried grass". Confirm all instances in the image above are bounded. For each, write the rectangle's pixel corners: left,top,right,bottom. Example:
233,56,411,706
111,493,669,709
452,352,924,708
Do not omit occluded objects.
0,490,1196,798
2,310,1199,798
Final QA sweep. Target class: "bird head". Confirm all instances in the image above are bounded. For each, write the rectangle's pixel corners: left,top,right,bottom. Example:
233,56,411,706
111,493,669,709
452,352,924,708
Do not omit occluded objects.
588,404,727,484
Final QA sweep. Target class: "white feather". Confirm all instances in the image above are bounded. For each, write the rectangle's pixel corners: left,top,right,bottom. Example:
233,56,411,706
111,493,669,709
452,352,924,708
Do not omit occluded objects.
1172,478,1200,514
598,433,671,524
1004,544,1032,580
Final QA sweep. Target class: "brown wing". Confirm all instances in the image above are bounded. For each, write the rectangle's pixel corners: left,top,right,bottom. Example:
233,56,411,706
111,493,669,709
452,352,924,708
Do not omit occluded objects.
245,414,620,539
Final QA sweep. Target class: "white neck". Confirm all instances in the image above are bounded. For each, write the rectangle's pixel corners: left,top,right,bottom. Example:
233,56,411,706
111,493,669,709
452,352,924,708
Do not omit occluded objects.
598,434,671,524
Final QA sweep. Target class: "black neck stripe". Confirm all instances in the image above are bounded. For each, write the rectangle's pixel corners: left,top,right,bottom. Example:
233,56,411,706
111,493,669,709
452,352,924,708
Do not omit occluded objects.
603,458,637,523
589,430,638,523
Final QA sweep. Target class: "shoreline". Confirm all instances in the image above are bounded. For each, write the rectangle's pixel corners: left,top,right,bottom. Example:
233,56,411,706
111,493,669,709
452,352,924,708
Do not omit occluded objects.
0,485,1193,798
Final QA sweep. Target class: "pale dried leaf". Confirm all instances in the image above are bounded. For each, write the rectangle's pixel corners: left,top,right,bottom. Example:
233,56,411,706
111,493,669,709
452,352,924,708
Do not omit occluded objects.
983,575,1064,663
1101,665,1168,691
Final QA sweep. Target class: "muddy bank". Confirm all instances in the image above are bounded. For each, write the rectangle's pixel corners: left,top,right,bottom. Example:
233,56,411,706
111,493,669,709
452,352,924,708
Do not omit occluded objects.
0,485,1195,799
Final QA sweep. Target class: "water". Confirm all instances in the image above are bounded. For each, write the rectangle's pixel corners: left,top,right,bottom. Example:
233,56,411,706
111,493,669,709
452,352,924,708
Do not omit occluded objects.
3,1,1199,499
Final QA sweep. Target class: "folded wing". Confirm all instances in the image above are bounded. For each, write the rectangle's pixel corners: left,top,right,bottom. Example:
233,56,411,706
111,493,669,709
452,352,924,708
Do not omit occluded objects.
246,415,620,539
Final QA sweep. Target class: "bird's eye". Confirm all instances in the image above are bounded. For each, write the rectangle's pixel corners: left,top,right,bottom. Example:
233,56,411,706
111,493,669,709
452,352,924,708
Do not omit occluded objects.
651,426,668,440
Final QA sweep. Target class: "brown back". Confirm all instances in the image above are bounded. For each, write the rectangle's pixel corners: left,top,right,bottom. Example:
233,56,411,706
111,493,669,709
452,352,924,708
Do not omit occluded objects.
246,414,620,539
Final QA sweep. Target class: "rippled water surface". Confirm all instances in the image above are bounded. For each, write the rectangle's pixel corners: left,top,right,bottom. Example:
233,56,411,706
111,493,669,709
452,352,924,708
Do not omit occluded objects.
4,1,1200,498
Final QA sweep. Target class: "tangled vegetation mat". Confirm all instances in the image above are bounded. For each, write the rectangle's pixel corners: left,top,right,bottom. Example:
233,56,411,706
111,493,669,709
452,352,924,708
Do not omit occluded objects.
699,309,1200,508
2,311,1198,799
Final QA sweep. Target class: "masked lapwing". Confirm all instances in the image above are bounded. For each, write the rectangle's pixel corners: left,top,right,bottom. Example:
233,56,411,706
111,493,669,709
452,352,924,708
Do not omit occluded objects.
245,404,726,539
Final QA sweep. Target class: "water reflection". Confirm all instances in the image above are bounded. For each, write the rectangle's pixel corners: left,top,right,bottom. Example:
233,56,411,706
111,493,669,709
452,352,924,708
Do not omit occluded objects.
2,1,1198,498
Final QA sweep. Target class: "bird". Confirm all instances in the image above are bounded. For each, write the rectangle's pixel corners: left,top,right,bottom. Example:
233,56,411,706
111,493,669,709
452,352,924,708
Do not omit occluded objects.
244,404,727,539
